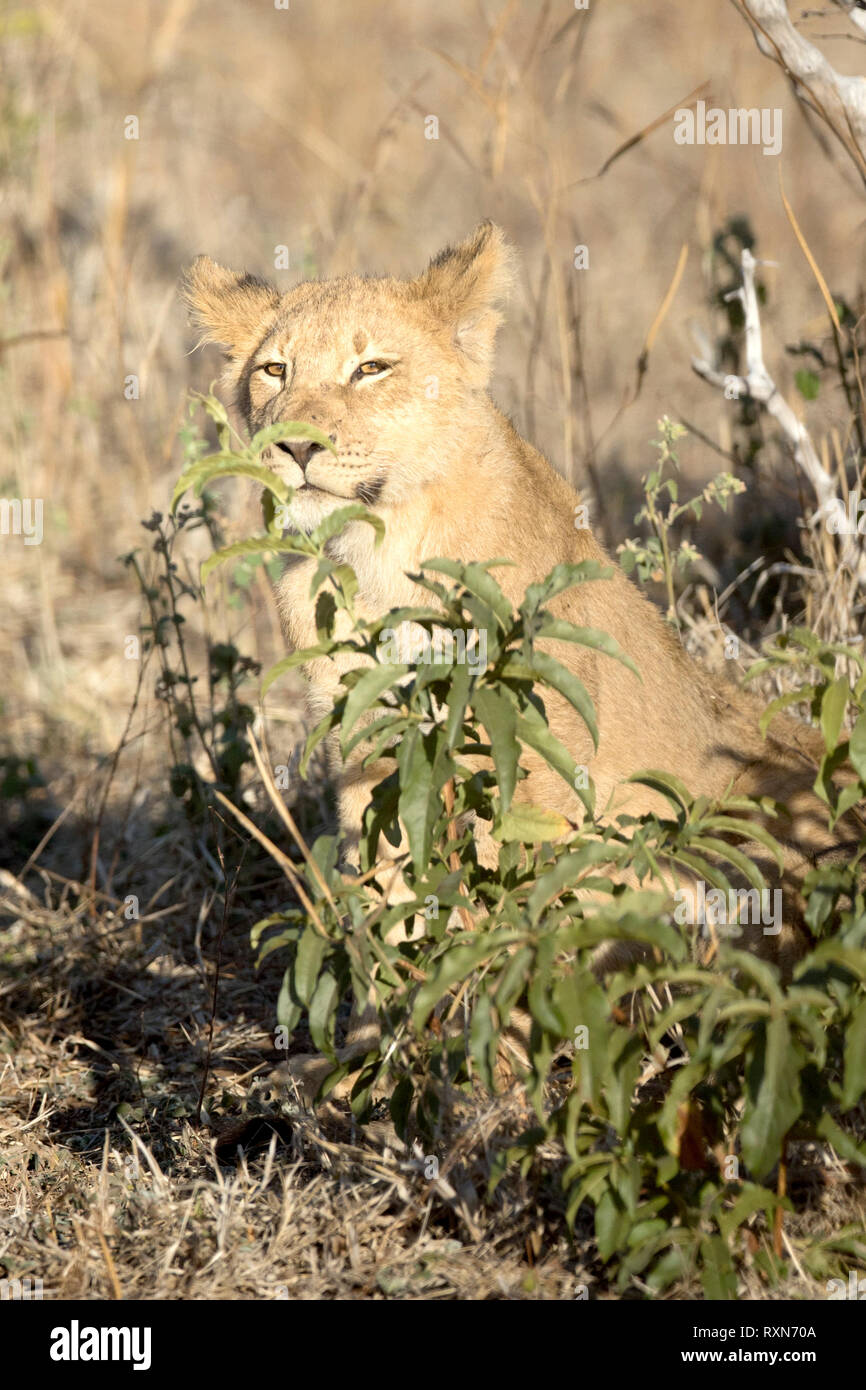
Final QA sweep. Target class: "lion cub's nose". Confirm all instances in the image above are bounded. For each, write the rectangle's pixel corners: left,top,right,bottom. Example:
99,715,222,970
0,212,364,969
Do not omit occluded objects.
277,438,325,471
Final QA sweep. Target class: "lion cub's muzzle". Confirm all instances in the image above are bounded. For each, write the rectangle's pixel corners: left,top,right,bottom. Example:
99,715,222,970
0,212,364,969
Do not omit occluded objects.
276,436,333,471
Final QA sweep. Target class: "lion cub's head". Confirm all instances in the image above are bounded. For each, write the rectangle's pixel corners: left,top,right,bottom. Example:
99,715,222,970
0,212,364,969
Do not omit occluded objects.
182,223,513,529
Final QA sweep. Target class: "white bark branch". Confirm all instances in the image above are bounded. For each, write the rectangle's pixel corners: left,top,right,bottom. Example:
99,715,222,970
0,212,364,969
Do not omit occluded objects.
739,0,866,175
692,248,866,588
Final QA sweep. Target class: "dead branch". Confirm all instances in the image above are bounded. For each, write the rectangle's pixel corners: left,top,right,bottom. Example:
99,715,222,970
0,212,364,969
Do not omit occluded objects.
692,247,866,589
737,0,866,179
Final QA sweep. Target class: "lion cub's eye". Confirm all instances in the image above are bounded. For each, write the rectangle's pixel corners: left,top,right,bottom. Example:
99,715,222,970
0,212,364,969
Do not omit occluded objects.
261,362,286,378
352,360,390,381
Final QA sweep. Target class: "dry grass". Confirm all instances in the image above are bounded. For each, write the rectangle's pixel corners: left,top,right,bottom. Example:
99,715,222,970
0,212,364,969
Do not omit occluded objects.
0,846,588,1300
4,857,864,1301
2,0,866,1299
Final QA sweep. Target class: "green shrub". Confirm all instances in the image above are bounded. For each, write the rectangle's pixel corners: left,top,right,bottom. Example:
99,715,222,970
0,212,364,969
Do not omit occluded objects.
171,394,866,1297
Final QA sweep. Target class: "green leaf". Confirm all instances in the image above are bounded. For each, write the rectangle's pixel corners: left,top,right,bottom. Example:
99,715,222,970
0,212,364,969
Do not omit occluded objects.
646,1245,688,1296
842,995,866,1110
247,420,337,457
251,913,298,953
276,968,302,1035
514,706,590,812
444,660,472,749
530,650,598,749
807,941,866,983
794,369,820,401
526,843,627,925
821,677,849,753
396,727,436,873
740,1016,803,1179
816,1112,866,1168
698,816,785,875
700,1235,738,1300
527,936,565,1035
494,804,571,843
192,389,230,430
345,711,410,761
602,1034,643,1137
390,1077,414,1140
200,534,309,585
759,688,809,738
558,968,610,1109
308,971,339,1056
309,503,384,549
473,686,518,810
534,618,639,678
849,712,866,782
469,993,499,1091
341,663,408,744
300,709,336,777
521,561,613,620
685,835,767,894
172,457,292,513
833,781,864,828
494,946,534,1018
595,1185,630,1263
627,768,693,816
294,925,327,1007
412,933,519,1027
261,647,329,696
719,1183,782,1241
424,558,514,630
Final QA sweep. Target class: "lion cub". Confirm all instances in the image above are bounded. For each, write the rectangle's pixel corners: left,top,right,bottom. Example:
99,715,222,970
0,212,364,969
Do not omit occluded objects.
184,223,860,983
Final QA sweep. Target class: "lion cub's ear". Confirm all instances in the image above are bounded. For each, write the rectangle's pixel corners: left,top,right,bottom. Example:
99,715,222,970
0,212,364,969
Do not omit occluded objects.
411,221,514,386
181,256,280,358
